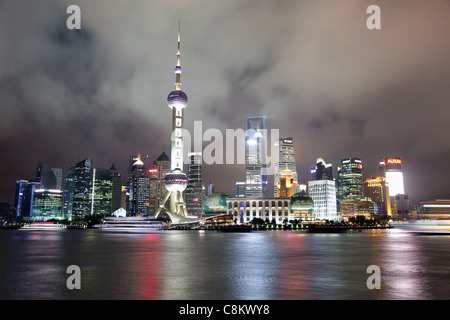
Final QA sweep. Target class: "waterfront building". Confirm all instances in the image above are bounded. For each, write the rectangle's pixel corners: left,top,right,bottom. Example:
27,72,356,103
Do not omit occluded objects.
308,179,339,221
204,192,230,217
185,152,203,217
364,176,391,217
30,189,64,221
417,200,450,219
226,197,291,224
340,198,379,221
245,116,268,197
290,191,315,222
14,179,40,219
273,138,298,196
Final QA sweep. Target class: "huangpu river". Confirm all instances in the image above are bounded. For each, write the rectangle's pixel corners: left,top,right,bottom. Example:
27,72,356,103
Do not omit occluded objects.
1,228,450,300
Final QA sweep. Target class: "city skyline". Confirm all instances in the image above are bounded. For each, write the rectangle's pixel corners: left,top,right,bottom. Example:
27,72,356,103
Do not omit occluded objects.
1,1,450,207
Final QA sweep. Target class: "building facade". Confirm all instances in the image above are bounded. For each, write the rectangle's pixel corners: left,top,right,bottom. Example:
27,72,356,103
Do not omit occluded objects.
364,176,392,217
245,116,268,198
308,179,339,221
273,137,298,196
185,152,203,216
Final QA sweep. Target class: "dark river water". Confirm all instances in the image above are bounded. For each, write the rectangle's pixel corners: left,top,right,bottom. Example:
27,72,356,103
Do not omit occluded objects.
0,228,449,300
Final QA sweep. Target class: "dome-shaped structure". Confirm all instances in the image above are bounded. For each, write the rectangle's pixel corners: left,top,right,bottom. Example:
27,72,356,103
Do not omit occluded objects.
290,191,314,213
164,169,188,192
167,90,188,109
203,192,229,215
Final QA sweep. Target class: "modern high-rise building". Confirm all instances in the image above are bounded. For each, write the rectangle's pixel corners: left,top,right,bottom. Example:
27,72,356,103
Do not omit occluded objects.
311,157,333,181
31,189,64,221
36,162,57,190
185,152,203,217
90,168,113,217
148,166,159,215
379,157,409,218
128,155,150,216
379,157,405,196
277,168,295,198
72,158,93,220
245,116,268,197
308,180,339,221
338,157,364,200
153,152,171,212
110,164,123,214
364,176,391,217
273,138,298,197
63,165,76,220
51,168,63,190
14,179,40,219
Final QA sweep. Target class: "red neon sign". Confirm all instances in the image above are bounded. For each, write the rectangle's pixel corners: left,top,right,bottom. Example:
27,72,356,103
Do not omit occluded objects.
386,158,402,165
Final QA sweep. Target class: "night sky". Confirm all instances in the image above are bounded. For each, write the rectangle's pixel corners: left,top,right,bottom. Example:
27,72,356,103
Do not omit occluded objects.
1,0,450,206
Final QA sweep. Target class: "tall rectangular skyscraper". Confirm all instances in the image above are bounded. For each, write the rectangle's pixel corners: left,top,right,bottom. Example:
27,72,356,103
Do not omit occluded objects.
338,157,364,200
185,152,203,216
273,137,298,197
245,116,267,197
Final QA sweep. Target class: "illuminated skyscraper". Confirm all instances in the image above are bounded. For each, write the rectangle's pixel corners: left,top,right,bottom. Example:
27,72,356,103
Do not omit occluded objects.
277,168,295,198
72,158,93,220
153,152,171,212
364,176,391,217
32,189,64,221
128,155,150,216
185,152,203,217
379,157,409,218
308,179,339,221
90,168,113,217
273,138,298,196
338,157,364,200
379,157,405,196
245,116,267,197
110,164,122,213
311,157,333,181
14,180,40,219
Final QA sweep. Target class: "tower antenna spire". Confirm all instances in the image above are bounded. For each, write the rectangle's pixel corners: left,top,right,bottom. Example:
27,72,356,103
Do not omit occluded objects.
175,21,182,90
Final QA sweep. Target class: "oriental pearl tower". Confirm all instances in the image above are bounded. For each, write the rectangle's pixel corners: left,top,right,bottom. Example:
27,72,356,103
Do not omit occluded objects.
154,23,190,223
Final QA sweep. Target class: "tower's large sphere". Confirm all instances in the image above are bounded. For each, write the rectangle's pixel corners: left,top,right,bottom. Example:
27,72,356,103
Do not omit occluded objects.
167,90,188,109
164,169,188,192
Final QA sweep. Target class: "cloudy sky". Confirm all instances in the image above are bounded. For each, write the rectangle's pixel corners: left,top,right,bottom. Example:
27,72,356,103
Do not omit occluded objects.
1,0,450,206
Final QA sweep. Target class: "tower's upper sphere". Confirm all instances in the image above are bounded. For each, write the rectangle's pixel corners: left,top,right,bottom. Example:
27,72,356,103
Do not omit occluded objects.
164,169,188,192
167,90,188,109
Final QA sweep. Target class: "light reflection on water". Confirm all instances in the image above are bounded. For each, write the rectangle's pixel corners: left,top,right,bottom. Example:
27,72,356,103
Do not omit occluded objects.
0,229,449,299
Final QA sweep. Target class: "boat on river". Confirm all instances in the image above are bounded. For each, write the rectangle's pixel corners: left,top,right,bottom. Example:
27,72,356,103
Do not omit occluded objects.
93,217,166,233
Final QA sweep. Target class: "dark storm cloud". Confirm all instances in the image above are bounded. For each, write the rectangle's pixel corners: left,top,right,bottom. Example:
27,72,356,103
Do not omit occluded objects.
1,0,450,205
